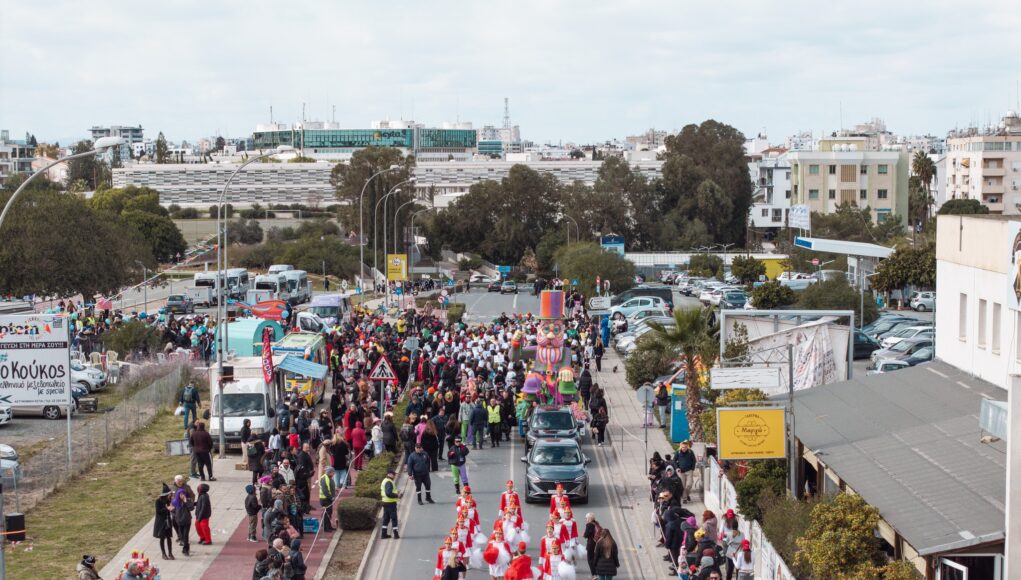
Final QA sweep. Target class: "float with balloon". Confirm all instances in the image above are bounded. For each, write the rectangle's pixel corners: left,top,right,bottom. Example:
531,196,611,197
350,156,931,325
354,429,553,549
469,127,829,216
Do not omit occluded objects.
511,290,577,405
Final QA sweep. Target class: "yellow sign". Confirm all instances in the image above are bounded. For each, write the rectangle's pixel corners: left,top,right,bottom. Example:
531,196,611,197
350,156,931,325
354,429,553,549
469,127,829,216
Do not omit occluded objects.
386,254,408,281
716,407,786,460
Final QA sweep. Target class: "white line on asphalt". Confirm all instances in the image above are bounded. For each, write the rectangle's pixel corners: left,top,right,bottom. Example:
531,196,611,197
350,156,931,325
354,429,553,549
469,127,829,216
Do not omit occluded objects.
513,292,518,315
593,440,644,579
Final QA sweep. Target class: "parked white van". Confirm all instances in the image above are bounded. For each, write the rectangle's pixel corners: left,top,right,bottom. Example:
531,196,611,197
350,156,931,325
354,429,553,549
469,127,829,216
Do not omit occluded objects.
282,270,310,305
268,264,294,275
247,274,291,304
207,358,281,452
226,268,251,299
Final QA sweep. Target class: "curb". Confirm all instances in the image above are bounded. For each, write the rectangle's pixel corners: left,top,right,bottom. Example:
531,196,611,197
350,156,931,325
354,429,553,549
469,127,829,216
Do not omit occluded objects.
313,528,343,580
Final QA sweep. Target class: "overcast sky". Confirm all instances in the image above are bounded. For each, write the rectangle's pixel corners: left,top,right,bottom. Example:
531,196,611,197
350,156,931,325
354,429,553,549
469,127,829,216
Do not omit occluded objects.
2,0,1020,146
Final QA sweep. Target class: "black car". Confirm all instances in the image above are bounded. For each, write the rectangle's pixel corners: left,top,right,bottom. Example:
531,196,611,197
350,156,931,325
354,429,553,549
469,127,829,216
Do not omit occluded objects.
521,438,590,504
487,281,502,292
525,406,582,450
853,330,881,360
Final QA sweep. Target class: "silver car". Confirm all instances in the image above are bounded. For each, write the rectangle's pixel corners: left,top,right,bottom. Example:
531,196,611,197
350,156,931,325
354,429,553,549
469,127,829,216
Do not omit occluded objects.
910,291,935,312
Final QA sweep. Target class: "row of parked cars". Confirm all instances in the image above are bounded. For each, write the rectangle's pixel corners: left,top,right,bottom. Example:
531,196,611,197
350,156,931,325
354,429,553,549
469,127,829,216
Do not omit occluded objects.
861,313,934,374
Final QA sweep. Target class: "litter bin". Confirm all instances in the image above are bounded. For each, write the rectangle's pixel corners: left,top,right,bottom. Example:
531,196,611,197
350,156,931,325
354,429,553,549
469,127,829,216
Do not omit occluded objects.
5,512,25,542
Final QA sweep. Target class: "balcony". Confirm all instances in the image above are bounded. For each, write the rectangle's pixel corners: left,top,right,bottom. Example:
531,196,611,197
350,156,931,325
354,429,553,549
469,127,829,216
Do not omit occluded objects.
982,184,1005,195
983,165,1005,177
984,200,1005,213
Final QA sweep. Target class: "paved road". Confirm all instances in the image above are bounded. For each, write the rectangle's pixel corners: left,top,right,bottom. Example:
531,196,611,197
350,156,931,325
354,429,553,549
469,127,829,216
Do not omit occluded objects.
452,287,542,323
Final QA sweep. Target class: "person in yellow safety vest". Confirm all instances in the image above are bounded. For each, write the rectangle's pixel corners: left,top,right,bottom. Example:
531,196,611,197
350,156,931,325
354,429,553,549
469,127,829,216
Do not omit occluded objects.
380,467,400,539
487,398,503,449
396,318,407,337
319,466,336,532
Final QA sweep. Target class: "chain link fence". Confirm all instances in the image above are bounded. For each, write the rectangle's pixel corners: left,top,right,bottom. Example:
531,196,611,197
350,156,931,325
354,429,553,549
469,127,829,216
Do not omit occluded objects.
9,362,189,513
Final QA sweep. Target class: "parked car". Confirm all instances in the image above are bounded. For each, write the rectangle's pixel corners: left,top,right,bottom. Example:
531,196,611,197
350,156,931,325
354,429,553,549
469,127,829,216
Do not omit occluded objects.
867,359,911,375
166,294,195,314
487,280,502,292
0,444,21,488
525,406,584,451
870,337,934,366
521,438,590,504
611,286,674,309
853,331,881,360
627,308,671,325
877,320,930,341
720,290,747,309
500,281,518,294
910,291,936,312
862,315,917,339
71,359,107,392
610,296,668,320
13,400,75,420
0,405,11,427
880,325,934,349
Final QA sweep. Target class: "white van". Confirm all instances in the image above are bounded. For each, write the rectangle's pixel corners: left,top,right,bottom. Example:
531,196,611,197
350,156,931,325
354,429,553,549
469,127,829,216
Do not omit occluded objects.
226,268,251,299
247,274,291,304
207,359,280,451
268,264,294,275
282,270,310,305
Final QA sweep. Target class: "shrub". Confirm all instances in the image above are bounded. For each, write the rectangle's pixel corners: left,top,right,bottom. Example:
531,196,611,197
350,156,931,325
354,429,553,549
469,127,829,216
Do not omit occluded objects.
797,278,879,325
101,320,163,358
795,493,883,577
354,451,397,500
733,459,787,522
336,497,379,530
749,281,796,309
624,334,675,387
758,491,816,578
446,303,466,324
177,207,199,219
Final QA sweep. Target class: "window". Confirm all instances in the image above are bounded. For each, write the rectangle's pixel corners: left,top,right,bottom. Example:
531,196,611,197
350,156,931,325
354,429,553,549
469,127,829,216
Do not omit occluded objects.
860,164,868,175
809,189,819,199
785,189,791,199
878,189,888,199
828,165,836,175
878,164,889,174
809,165,820,175
828,189,836,200
785,171,791,180
860,189,867,200
840,165,856,181
978,299,988,348
959,293,967,341
761,209,769,217
993,303,1001,353
772,208,783,222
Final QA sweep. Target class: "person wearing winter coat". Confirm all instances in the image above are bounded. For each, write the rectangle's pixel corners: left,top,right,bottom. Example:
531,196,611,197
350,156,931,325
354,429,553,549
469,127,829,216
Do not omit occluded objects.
245,484,261,542
470,401,488,449
592,529,621,579
171,476,194,556
381,414,399,453
583,513,601,574
154,484,175,560
76,555,102,580
577,368,593,408
351,421,367,470
290,538,308,580
195,483,213,545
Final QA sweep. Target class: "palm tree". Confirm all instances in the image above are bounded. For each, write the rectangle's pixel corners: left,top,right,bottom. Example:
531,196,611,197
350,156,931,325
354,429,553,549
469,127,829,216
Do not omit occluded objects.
911,151,936,225
648,308,715,442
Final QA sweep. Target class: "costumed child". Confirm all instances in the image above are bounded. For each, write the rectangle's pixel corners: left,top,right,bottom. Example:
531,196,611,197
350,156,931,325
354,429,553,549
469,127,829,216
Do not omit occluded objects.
540,539,576,580
434,536,461,580
457,486,481,529
499,480,520,517
549,484,571,516
483,528,513,579
558,507,583,562
495,510,523,546
505,542,541,580
539,520,559,561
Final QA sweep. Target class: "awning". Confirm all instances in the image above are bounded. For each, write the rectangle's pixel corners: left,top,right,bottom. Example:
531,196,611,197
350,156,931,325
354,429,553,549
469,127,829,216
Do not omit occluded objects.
276,355,328,380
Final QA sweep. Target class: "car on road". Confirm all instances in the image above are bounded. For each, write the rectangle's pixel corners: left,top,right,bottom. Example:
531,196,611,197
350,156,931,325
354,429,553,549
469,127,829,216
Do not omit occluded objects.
71,359,107,392
521,438,590,504
611,286,674,309
525,406,583,450
500,280,518,294
487,280,502,292
879,325,934,349
870,337,934,366
166,294,196,314
609,296,668,320
909,291,935,312
470,273,498,284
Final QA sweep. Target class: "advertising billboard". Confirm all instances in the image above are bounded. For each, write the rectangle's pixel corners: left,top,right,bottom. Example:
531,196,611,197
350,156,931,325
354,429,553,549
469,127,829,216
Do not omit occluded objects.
600,234,625,256
0,314,72,407
386,254,408,281
716,406,786,460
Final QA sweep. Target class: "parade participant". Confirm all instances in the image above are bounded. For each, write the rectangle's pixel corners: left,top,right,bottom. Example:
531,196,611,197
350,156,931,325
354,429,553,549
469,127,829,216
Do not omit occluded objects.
539,521,559,560
505,542,538,580
540,539,576,580
558,507,581,560
456,486,481,528
447,526,467,560
483,529,512,579
499,480,520,517
549,483,571,515
434,536,460,579
495,510,522,545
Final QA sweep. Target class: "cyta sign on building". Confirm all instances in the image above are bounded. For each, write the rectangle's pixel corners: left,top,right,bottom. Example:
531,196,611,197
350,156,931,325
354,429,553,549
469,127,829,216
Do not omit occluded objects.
0,314,72,407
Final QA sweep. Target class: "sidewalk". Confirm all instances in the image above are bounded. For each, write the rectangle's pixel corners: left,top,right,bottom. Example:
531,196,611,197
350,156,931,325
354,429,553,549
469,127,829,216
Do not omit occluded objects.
590,348,707,579
99,456,346,580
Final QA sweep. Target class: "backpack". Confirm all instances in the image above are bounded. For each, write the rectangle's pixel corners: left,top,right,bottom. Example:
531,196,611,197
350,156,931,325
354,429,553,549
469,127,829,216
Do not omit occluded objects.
183,385,197,404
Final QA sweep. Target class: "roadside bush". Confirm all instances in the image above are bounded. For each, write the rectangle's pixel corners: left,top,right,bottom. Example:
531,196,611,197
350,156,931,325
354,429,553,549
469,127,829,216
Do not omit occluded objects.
797,278,879,325
733,459,787,522
700,388,767,445
758,491,817,578
207,204,234,219
458,257,482,271
336,497,379,530
446,303,466,324
101,319,163,358
750,281,796,310
354,451,397,500
795,493,884,577
624,334,675,388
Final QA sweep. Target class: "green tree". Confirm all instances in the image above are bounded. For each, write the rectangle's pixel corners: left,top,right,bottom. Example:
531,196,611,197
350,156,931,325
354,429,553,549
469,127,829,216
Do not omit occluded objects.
215,136,226,152
648,308,715,441
155,132,169,164
795,493,883,578
734,459,787,522
553,242,635,297
122,210,187,262
34,143,60,159
688,253,724,278
330,146,414,258
208,204,234,219
798,278,879,325
227,218,264,245
101,319,162,357
624,334,677,387
938,198,989,215
758,493,817,578
66,140,109,190
730,255,766,283
911,150,936,225
750,281,797,309
872,242,935,295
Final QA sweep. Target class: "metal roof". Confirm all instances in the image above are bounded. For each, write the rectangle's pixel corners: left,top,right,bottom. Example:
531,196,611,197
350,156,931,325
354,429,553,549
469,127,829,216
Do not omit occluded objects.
794,236,894,259
788,360,1006,555
276,354,328,380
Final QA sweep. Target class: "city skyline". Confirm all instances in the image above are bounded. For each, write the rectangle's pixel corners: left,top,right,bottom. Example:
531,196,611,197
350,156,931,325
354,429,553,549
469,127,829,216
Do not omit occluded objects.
3,0,1021,146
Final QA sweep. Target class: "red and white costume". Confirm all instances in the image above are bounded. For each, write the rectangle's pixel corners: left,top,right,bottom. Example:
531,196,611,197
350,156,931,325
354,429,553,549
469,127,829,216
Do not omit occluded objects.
483,535,512,577
558,515,579,551
541,546,576,580
500,489,521,515
434,546,459,578
549,492,571,516
539,530,559,560
456,496,481,527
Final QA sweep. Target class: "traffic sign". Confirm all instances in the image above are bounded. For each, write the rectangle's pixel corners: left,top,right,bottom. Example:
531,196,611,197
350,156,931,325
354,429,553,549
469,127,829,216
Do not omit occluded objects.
811,258,820,266
587,296,611,310
498,265,512,274
447,279,455,287
368,356,397,382
404,338,420,353
571,279,579,286
636,384,656,408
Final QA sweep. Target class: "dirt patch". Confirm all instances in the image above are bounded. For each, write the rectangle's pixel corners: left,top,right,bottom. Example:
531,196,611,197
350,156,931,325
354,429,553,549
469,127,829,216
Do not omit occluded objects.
322,529,372,579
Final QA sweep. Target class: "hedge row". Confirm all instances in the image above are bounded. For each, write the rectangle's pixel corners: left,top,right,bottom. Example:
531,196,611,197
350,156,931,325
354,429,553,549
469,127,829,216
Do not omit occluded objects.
337,497,379,531
354,451,397,501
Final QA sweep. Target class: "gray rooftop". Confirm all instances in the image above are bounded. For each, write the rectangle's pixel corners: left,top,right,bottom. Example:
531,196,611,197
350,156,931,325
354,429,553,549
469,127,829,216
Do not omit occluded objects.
789,360,1006,555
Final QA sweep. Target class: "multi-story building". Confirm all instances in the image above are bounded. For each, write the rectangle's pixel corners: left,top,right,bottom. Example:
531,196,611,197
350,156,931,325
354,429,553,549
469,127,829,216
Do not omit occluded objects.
252,120,478,162
626,128,669,150
789,137,909,223
89,125,144,145
747,148,792,232
945,112,1021,214
0,130,36,179
784,131,815,152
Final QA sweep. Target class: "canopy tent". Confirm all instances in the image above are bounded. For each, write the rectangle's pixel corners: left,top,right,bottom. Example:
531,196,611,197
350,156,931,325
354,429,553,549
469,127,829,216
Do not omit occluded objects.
276,354,329,380
216,318,284,358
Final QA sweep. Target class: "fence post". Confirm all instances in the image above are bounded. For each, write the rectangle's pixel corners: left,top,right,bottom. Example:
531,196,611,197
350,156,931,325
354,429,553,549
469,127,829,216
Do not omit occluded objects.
105,413,110,452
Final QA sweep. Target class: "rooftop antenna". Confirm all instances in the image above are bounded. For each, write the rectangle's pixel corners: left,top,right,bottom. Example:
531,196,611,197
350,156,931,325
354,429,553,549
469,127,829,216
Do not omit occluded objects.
839,101,843,133
302,102,306,123
503,97,511,129
270,105,273,124
332,105,336,123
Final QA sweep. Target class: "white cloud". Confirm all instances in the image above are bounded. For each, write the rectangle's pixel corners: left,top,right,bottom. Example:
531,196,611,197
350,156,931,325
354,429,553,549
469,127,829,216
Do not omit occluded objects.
2,0,1020,144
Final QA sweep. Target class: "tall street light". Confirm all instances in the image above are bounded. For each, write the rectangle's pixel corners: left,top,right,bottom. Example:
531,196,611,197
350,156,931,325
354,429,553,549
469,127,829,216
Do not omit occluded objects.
134,261,148,311
394,197,421,255
359,165,401,294
214,146,291,459
411,207,438,277
563,214,579,245
374,179,414,304
0,136,125,232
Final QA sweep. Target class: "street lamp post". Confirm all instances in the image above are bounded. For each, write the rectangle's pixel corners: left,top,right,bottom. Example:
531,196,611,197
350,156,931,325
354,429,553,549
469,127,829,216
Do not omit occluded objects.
563,214,579,245
373,179,414,306
135,261,148,310
359,165,401,294
394,197,420,255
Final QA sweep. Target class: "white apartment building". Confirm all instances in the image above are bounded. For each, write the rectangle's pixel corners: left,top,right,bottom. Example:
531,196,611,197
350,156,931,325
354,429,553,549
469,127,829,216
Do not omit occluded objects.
789,137,909,222
747,149,792,230
945,112,1021,214
0,130,35,179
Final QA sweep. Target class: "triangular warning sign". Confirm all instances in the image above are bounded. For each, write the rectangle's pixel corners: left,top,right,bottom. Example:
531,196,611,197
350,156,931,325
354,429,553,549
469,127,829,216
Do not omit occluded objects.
368,356,397,381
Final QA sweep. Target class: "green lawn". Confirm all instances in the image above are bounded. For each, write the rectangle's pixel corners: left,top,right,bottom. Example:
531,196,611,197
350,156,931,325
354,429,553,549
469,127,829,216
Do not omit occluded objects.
5,411,190,579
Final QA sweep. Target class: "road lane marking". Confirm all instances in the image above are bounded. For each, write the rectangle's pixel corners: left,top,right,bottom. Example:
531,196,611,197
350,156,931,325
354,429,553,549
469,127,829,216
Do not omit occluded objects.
593,440,644,578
